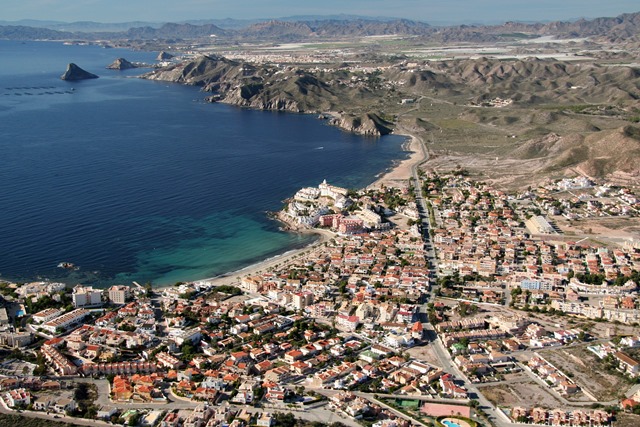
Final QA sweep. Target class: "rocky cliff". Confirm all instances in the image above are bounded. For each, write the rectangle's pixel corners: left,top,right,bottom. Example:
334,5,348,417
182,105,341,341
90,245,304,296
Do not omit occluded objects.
326,113,394,136
60,63,99,80
142,55,395,136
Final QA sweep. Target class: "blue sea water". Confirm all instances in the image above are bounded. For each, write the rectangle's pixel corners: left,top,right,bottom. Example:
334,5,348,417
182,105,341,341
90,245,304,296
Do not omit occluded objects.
0,40,408,287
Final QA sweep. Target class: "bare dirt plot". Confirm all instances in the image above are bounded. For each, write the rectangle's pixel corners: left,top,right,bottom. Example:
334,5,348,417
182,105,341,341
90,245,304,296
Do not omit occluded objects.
585,322,640,339
501,372,531,382
554,216,640,245
614,413,640,427
479,379,563,408
479,384,520,407
504,309,639,340
540,345,632,401
0,359,37,376
407,343,444,369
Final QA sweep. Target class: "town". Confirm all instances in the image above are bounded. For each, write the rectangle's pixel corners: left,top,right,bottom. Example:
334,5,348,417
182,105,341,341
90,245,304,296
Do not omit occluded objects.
1,170,639,427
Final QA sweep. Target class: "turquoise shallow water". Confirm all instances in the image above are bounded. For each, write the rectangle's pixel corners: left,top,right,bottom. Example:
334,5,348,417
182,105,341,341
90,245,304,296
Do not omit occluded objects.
0,40,408,287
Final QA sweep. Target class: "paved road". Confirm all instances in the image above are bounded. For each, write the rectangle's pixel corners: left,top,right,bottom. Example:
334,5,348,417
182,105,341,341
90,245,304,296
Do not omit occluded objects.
398,123,437,270
419,322,515,427
0,395,113,427
394,107,510,426
397,117,502,425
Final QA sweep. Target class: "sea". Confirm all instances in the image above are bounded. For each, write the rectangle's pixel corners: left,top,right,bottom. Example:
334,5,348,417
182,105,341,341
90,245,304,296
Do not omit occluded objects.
0,40,408,287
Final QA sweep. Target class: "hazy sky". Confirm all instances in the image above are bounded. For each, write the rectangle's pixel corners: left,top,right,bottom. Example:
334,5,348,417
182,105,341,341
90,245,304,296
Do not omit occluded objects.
3,0,639,23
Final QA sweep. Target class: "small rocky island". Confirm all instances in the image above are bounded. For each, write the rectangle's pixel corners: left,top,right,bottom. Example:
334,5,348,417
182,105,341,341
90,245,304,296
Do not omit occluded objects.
60,63,99,81
157,51,174,61
106,57,137,70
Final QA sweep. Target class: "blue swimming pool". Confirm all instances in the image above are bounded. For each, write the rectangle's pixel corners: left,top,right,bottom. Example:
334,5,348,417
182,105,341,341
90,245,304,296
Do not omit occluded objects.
442,421,462,427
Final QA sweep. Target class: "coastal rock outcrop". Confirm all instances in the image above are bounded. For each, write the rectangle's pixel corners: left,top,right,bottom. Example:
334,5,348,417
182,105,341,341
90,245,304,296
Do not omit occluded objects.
157,51,174,61
222,87,304,112
327,112,394,136
60,63,99,80
106,57,136,70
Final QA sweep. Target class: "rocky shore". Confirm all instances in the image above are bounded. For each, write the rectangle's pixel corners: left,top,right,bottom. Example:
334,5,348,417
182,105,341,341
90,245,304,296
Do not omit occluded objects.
141,55,396,136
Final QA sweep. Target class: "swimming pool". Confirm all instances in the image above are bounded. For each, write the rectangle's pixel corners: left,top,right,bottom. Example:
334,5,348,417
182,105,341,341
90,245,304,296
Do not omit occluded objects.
442,421,462,427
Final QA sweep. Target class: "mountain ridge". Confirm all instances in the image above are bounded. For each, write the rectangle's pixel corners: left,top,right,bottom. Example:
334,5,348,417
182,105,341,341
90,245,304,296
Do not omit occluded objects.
1,11,639,42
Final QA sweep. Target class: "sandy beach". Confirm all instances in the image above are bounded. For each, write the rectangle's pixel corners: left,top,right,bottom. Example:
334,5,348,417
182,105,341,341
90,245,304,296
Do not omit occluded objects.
370,129,424,188
171,129,426,291
169,228,334,290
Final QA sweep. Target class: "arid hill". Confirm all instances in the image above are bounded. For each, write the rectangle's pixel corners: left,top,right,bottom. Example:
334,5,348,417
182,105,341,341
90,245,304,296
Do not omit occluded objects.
393,57,640,106
144,51,640,156
507,125,640,178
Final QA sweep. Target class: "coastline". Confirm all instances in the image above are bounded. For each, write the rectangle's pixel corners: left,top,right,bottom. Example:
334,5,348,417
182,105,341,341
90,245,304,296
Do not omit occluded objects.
370,128,423,189
0,39,425,289
158,227,334,291
0,113,421,293
165,128,425,292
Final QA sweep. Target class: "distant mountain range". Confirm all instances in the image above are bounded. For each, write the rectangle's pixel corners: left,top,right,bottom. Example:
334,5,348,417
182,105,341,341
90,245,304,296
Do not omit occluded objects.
1,11,639,42
0,19,163,33
0,14,422,32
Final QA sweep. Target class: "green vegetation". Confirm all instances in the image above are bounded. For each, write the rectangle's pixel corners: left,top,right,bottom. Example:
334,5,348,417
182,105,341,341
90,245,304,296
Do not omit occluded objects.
562,105,602,113
0,414,74,427
572,271,640,287
457,302,479,317
0,281,19,298
143,282,153,297
434,118,476,130
72,382,100,419
214,285,243,295
397,399,420,409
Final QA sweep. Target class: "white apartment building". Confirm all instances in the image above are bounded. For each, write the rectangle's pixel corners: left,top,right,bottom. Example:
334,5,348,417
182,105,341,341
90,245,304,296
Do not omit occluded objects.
72,285,103,308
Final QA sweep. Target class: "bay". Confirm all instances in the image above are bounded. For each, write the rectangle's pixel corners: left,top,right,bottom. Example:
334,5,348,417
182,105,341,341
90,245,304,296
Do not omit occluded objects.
0,40,408,287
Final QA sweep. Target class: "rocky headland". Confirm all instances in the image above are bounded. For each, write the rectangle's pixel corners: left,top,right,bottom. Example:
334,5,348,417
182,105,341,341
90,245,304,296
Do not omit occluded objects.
324,112,394,136
141,55,397,136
